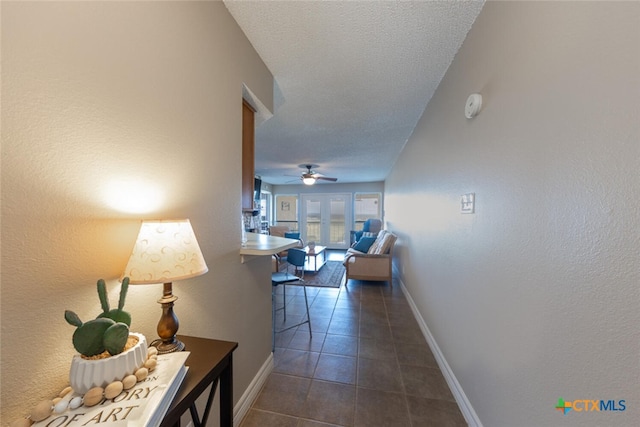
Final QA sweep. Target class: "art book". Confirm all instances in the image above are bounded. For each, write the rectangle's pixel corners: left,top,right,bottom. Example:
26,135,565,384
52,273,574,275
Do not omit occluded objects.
34,351,190,427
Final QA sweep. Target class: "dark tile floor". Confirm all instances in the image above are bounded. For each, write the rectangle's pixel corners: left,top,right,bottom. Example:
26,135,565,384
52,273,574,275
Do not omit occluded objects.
240,251,467,427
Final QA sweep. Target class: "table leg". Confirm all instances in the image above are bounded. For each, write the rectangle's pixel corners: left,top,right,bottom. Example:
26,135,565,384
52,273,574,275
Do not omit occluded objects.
220,356,234,427
192,378,218,427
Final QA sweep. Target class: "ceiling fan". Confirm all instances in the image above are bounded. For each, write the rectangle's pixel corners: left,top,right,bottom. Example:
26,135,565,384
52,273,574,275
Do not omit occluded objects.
296,164,338,185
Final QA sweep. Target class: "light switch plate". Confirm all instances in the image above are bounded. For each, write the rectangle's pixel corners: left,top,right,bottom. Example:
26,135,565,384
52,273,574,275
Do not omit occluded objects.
461,193,475,214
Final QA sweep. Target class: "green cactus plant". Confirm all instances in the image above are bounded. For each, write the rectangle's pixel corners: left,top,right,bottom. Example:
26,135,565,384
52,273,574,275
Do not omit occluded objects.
96,277,132,326
64,278,132,357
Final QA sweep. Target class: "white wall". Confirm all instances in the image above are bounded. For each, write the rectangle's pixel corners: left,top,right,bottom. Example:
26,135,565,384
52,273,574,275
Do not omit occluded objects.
385,2,639,426
1,2,274,423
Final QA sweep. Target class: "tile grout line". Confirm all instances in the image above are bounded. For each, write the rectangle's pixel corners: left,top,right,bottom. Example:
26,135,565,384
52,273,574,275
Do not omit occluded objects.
384,277,414,427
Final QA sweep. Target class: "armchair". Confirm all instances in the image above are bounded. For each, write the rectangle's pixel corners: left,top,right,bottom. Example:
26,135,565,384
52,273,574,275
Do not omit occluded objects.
350,218,382,245
344,230,397,284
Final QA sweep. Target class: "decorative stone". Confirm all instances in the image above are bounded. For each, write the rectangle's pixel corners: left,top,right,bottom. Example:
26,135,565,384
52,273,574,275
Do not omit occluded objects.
30,400,53,422
59,386,73,398
69,396,83,410
83,387,104,407
144,358,157,371
53,399,69,414
134,367,148,382
104,381,124,399
122,374,137,390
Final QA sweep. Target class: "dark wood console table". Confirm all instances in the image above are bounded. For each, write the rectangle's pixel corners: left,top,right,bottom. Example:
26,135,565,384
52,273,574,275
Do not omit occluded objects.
160,335,238,427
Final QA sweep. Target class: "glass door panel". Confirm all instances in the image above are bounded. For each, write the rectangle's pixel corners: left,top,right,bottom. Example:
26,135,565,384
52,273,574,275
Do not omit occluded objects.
301,193,351,249
305,198,322,243
329,197,347,247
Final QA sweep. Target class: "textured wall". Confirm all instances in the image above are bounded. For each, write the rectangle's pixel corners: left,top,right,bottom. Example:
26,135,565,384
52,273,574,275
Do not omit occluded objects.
1,2,273,422
385,2,639,426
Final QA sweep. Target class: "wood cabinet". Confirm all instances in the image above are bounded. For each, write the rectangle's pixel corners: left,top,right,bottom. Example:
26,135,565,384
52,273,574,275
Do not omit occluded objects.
242,100,255,212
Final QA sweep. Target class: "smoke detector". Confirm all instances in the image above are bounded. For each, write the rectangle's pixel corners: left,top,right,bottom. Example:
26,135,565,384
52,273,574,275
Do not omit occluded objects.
465,93,482,119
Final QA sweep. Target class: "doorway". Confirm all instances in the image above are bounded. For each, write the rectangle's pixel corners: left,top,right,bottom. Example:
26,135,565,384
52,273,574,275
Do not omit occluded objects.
300,193,352,249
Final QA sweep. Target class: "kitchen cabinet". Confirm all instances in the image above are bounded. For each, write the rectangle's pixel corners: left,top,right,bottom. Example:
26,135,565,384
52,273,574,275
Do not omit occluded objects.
242,100,255,212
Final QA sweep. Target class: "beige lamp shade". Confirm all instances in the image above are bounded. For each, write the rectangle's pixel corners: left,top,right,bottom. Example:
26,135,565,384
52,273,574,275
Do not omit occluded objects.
124,219,208,284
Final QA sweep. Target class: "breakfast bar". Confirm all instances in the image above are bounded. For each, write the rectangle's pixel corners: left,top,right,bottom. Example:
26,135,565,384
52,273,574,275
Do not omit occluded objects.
239,232,301,263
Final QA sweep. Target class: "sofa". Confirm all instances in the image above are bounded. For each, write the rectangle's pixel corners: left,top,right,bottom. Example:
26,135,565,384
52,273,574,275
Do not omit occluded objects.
343,230,397,284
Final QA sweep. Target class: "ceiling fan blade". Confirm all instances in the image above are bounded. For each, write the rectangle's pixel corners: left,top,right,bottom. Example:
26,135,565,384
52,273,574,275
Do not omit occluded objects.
290,164,337,183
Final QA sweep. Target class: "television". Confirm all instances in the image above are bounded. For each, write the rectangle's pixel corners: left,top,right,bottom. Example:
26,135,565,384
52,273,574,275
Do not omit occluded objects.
254,177,262,201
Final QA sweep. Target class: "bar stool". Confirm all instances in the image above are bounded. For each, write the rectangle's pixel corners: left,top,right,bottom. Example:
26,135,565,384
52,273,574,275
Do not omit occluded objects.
271,247,312,351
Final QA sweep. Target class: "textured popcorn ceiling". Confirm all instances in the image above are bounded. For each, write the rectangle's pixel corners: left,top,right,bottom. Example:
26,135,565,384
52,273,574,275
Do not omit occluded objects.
224,0,484,184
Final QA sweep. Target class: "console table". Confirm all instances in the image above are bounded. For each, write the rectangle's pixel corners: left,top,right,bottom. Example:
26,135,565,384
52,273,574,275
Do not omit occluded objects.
160,335,238,427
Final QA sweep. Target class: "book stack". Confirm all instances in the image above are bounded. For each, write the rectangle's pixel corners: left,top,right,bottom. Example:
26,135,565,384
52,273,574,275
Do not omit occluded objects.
34,351,189,427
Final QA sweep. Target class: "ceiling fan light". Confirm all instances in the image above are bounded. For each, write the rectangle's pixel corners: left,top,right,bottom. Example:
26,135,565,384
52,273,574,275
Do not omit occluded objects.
302,177,316,185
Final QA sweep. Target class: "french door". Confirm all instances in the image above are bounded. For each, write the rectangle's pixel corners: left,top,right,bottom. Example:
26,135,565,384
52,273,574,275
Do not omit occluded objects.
300,193,352,249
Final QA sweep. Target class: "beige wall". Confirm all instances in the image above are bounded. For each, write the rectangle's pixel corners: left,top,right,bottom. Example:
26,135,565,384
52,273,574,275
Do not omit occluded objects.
1,1,274,422
385,2,639,426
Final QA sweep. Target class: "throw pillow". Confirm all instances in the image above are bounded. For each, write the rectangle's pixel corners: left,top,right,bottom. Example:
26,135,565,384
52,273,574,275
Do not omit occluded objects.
284,232,300,239
367,230,387,254
362,231,378,238
376,233,395,255
353,236,377,253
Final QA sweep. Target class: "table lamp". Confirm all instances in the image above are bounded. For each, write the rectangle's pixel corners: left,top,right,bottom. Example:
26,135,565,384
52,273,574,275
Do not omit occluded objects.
123,219,208,354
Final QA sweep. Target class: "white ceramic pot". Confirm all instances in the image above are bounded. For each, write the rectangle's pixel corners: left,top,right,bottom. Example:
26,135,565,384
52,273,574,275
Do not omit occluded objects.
69,333,147,394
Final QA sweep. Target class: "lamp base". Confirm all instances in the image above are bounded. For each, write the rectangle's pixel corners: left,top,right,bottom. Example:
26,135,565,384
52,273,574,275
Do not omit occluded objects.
150,337,185,354
153,282,185,355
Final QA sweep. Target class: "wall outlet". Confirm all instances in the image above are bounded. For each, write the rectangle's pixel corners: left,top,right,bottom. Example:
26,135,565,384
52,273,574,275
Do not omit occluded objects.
461,193,475,214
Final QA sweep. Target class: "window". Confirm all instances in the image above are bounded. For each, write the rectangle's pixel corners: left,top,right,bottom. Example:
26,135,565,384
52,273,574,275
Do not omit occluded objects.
274,194,299,231
258,191,271,232
353,193,381,231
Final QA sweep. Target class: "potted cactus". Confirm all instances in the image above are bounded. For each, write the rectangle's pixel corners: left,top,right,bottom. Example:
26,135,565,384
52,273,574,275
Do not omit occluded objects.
65,278,132,357
66,278,147,394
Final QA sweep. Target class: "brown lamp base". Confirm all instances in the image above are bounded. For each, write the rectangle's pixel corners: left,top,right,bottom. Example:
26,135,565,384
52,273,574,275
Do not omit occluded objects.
153,282,185,355
150,337,185,354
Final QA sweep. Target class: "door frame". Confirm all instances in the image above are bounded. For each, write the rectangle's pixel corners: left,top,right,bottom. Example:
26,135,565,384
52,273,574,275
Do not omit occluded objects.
300,193,352,249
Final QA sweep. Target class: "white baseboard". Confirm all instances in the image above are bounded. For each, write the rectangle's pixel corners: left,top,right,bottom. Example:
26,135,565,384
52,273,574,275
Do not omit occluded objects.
398,278,483,427
233,352,274,426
